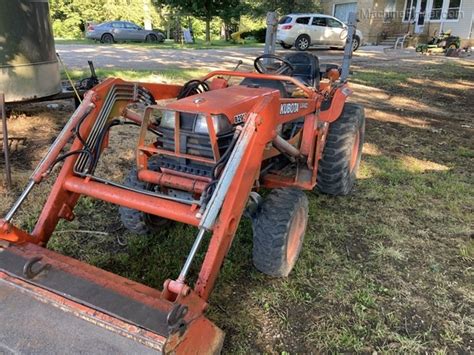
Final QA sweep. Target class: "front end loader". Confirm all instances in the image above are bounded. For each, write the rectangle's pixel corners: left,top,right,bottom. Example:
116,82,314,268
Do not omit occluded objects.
0,48,365,351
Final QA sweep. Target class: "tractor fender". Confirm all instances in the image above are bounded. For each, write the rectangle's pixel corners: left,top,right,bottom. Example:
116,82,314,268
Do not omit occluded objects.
319,86,352,122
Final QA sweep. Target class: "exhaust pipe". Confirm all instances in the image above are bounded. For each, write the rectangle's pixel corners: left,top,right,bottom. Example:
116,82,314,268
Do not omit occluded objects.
272,135,302,159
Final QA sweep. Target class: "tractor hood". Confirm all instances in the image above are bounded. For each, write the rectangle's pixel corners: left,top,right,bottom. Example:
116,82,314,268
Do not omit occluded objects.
164,85,278,124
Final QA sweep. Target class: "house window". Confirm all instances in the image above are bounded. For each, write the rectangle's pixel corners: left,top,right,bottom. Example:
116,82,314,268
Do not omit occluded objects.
430,0,443,19
447,0,461,20
403,0,416,22
384,0,396,22
429,0,461,21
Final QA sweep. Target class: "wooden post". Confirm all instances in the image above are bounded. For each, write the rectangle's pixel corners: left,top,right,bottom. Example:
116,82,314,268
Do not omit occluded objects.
1,93,12,189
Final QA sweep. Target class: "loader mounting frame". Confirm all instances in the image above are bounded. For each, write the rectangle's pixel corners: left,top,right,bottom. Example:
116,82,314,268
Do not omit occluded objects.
0,63,352,351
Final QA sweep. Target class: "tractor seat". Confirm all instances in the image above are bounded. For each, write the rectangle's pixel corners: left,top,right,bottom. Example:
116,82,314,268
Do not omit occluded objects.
284,52,320,89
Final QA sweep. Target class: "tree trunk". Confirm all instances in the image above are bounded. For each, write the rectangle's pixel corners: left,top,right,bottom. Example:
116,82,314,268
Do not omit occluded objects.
205,16,211,43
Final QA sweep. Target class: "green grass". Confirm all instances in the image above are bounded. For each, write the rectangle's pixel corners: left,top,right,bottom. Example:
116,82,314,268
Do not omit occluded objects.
55,38,263,49
352,69,410,88
61,68,210,83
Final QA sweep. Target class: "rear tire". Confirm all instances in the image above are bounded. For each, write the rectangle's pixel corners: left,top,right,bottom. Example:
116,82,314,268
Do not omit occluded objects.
157,34,165,43
146,34,157,43
252,188,309,277
281,43,292,49
317,103,365,196
101,33,114,44
352,36,360,51
295,35,311,51
119,163,170,235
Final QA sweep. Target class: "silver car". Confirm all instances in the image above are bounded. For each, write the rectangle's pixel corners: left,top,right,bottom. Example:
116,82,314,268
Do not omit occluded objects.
86,21,165,44
277,14,363,51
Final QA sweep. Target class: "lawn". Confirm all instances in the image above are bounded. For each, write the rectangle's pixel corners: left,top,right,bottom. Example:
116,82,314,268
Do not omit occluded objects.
1,56,473,352
62,67,211,83
55,38,264,49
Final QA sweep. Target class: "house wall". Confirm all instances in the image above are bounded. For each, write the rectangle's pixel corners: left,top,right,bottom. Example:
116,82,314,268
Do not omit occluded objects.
427,0,473,46
321,0,377,43
321,0,407,44
321,0,473,46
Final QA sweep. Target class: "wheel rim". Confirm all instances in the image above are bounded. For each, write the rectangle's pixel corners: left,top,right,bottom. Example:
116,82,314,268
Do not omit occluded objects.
104,36,112,43
350,130,360,172
299,38,309,49
449,44,456,49
286,206,306,264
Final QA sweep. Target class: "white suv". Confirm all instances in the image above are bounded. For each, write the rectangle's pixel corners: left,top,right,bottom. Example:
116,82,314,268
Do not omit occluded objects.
277,13,363,51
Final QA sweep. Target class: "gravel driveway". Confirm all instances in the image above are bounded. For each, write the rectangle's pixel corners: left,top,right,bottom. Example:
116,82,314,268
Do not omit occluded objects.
56,44,414,72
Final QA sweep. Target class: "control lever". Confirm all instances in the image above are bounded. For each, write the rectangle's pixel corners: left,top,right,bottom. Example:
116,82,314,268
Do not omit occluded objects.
226,60,244,81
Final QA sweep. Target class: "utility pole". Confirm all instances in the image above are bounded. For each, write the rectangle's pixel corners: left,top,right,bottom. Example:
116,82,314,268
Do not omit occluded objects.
264,12,278,56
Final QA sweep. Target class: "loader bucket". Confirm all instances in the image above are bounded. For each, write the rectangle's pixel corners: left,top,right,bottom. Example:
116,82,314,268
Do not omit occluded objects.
0,242,224,354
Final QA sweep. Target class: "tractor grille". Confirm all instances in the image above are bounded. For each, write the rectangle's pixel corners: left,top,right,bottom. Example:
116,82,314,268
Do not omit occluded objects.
156,113,234,177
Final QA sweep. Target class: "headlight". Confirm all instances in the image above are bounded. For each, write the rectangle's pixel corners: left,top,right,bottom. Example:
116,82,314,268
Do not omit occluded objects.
160,110,176,129
194,114,232,135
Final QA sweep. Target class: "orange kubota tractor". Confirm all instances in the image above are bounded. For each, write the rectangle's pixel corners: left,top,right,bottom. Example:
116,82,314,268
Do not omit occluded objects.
0,49,365,351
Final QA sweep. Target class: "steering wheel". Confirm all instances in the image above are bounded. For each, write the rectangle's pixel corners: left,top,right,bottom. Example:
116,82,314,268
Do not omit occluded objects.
254,54,295,75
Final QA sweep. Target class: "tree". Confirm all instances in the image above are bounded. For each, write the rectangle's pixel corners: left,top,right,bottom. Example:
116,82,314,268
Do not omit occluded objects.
50,0,166,38
247,0,321,17
157,0,240,43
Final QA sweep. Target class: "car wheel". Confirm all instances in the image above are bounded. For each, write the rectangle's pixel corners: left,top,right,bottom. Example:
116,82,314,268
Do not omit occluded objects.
101,33,114,44
157,34,165,43
352,36,360,51
146,34,158,43
281,43,292,49
295,35,310,51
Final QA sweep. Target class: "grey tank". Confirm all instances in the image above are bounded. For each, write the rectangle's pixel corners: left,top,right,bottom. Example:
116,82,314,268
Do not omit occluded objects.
0,0,61,102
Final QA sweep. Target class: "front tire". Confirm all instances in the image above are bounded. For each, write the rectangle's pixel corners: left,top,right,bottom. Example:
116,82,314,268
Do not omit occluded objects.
281,42,292,49
295,35,311,51
101,33,114,44
119,164,170,235
317,103,365,196
252,189,309,277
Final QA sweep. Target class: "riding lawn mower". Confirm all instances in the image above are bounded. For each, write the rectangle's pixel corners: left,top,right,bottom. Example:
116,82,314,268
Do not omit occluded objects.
416,29,461,54
0,48,365,351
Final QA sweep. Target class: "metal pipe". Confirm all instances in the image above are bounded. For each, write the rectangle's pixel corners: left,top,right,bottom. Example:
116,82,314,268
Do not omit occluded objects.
341,12,357,82
272,135,302,158
4,180,35,222
177,228,206,282
3,95,95,221
199,119,254,231
121,107,143,125
1,93,11,189
63,176,200,226
138,169,207,194
31,96,95,182
176,117,257,283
